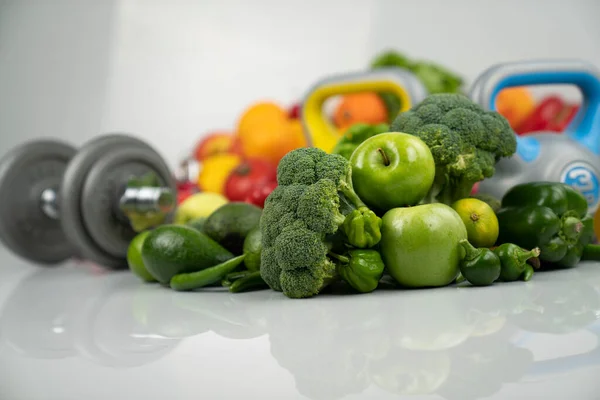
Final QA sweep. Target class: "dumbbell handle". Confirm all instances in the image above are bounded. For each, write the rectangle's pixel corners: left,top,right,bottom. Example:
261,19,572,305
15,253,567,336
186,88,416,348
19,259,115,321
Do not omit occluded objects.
40,186,175,220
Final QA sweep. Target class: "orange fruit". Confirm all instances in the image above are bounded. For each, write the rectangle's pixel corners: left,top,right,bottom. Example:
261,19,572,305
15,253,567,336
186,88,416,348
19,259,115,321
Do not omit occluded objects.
238,101,288,135
237,118,307,165
495,87,536,129
333,92,388,130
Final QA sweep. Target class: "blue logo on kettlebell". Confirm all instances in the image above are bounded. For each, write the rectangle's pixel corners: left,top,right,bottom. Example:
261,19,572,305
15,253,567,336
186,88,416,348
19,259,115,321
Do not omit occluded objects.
560,162,600,212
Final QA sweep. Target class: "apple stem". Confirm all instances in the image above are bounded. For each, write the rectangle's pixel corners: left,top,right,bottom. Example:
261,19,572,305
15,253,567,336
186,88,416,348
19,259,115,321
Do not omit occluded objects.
377,148,390,166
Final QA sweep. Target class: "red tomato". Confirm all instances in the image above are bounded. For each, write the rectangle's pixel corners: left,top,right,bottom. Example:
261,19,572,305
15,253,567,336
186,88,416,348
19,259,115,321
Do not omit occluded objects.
224,159,277,202
245,181,278,208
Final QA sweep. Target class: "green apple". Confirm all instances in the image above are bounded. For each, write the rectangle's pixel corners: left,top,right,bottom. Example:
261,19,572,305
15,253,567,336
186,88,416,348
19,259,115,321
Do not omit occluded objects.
349,132,435,211
380,203,467,288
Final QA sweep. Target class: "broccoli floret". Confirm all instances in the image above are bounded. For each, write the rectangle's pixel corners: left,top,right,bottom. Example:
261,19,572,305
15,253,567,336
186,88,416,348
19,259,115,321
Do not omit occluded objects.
391,93,517,205
260,147,383,299
274,224,328,271
297,179,345,234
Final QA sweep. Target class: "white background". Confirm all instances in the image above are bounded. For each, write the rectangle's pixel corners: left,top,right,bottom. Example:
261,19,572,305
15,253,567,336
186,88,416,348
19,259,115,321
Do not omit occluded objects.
1,0,599,169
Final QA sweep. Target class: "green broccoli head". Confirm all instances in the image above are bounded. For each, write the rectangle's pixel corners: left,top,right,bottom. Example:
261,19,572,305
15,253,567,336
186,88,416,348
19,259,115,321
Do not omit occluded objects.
260,148,383,299
297,179,345,234
391,93,517,205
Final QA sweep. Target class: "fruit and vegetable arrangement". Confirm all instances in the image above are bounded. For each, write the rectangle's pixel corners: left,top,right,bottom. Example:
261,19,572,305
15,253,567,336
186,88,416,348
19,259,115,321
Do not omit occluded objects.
127,92,600,299
180,49,468,209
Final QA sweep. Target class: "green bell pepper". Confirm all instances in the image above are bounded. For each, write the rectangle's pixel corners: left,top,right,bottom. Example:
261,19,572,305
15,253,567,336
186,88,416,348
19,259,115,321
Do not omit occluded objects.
496,182,592,268
341,206,383,249
331,123,389,160
458,239,501,286
330,249,385,293
494,243,540,282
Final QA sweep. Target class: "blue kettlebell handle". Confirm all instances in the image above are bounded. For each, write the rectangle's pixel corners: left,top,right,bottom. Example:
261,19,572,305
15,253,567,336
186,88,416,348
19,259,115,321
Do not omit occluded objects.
469,60,600,155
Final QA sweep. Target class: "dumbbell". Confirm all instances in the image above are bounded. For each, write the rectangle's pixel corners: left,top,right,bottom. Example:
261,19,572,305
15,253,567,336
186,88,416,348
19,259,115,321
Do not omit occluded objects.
0,133,177,269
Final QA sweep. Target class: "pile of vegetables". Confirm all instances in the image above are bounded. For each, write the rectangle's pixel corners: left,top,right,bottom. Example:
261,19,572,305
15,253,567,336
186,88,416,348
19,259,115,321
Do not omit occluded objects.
127,92,600,299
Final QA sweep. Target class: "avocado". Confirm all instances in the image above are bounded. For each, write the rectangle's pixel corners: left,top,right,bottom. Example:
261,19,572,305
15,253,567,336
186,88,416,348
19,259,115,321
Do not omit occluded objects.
243,227,262,272
186,216,207,232
141,224,234,284
203,202,263,255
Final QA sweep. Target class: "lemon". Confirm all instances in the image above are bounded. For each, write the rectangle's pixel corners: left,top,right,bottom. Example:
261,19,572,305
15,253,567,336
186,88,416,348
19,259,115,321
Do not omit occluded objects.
452,198,499,248
174,192,229,224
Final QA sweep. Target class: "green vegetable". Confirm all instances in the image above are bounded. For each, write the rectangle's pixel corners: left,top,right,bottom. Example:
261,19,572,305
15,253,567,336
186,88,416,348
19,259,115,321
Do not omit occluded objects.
458,239,501,286
260,147,383,298
332,123,389,160
141,224,234,284
410,61,464,95
378,92,403,122
331,250,385,293
228,270,270,293
170,254,246,291
203,202,263,255
342,207,382,249
496,181,593,268
222,270,250,287
242,227,262,272
582,243,600,261
494,243,540,282
371,50,464,94
390,93,517,205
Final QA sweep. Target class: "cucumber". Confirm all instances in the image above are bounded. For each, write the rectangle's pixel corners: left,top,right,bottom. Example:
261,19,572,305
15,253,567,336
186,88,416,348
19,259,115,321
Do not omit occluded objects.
141,224,234,284
203,202,263,255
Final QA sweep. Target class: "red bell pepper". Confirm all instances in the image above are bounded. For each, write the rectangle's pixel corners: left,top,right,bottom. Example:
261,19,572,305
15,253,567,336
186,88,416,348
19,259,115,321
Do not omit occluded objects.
516,95,566,134
546,104,579,132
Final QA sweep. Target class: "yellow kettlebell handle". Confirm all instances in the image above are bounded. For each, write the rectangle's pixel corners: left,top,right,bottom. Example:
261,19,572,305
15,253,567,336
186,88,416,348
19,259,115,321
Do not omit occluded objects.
301,67,428,153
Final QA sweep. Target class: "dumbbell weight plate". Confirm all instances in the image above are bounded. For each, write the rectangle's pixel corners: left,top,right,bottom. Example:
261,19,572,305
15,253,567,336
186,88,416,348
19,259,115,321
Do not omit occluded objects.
0,140,77,264
81,145,176,261
60,133,172,269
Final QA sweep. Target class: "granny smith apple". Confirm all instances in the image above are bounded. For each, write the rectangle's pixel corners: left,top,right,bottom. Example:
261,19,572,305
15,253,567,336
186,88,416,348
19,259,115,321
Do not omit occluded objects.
380,203,467,288
349,132,435,211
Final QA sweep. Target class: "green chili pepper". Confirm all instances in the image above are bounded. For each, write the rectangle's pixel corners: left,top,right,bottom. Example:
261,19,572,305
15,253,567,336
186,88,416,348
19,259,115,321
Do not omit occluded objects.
458,239,501,286
496,181,590,268
228,271,269,293
221,270,250,287
494,243,540,282
331,249,385,293
170,255,246,291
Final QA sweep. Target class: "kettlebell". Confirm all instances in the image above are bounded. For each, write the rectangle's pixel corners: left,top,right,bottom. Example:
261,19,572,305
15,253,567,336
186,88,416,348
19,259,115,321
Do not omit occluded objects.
470,59,600,214
301,68,427,153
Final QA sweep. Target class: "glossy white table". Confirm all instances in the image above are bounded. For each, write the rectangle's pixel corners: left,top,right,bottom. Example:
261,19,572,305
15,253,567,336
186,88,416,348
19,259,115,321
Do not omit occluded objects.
1,247,599,400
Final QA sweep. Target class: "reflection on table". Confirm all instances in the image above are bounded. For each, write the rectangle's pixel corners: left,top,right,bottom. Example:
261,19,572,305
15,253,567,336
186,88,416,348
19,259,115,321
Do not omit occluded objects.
1,262,599,399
